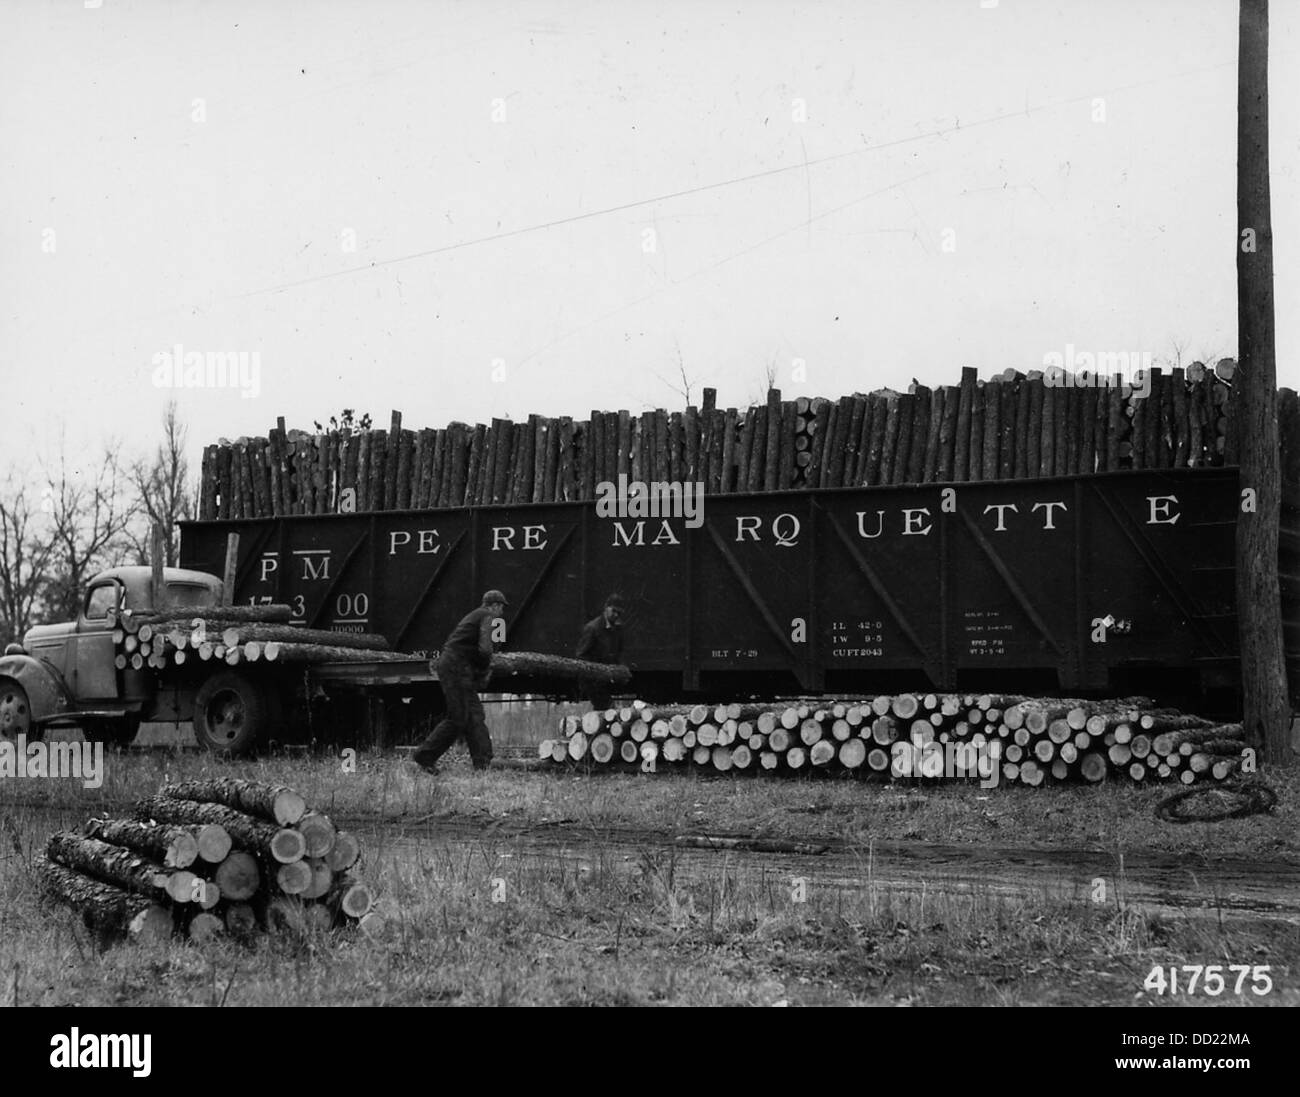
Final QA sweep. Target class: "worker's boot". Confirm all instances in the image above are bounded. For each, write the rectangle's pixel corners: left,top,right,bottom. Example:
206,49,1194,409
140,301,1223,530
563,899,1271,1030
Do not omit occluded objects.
412,720,455,773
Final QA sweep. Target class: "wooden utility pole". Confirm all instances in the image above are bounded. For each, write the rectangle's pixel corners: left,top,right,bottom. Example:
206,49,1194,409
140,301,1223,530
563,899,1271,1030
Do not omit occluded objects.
1235,0,1293,761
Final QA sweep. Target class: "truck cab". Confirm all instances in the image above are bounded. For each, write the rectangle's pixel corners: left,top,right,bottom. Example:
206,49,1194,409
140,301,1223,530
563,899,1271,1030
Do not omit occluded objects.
1,566,223,744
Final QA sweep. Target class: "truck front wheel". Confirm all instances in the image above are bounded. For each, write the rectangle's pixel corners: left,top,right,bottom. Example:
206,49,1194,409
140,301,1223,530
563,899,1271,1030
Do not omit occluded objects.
0,679,40,743
193,671,268,756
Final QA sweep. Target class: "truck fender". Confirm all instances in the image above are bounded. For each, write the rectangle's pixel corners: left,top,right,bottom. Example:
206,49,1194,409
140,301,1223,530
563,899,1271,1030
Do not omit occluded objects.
0,654,74,724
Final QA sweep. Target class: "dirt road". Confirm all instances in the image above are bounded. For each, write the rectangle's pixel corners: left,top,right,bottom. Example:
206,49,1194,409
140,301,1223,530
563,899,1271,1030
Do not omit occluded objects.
351,815,1300,923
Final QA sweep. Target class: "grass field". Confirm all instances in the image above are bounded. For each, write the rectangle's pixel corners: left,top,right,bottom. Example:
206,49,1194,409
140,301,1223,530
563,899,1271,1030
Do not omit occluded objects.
2,702,1297,1007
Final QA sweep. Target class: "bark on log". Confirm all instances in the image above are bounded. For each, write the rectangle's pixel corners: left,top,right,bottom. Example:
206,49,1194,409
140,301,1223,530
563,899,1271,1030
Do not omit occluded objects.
489,651,631,684
981,379,1000,481
36,855,172,943
954,366,977,481
219,624,389,651
864,395,889,485
83,818,199,869
967,382,985,482
135,797,306,863
262,643,409,664
46,832,172,903
908,387,931,484
161,778,308,826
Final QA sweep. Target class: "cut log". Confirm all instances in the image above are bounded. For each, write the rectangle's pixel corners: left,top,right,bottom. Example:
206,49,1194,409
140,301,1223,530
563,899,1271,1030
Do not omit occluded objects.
262,642,408,664
839,738,867,769
187,912,225,941
135,797,306,864
324,831,361,874
35,857,172,942
1079,753,1108,782
196,824,232,863
164,870,199,903
301,859,334,900
161,778,308,826
276,860,314,895
45,832,171,903
490,651,632,685
809,739,836,766
590,733,615,763
83,818,199,870
123,604,296,629
214,851,260,901
219,625,391,651
224,902,258,936
871,716,899,745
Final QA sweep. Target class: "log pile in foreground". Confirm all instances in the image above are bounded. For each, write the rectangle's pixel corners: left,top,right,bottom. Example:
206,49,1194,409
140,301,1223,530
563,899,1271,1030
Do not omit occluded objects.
106,604,403,671
198,361,1251,519
538,695,1251,787
36,778,381,944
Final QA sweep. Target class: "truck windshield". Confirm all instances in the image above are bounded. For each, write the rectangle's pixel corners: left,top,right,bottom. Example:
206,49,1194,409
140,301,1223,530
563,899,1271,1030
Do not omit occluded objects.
166,584,216,610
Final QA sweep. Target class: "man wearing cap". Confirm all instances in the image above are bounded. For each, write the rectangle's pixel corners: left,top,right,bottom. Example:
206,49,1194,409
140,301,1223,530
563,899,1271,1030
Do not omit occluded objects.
412,590,508,773
574,593,626,711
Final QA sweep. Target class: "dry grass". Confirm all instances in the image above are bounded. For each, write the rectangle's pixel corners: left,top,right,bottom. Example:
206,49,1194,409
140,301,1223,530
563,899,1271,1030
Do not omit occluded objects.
4,800,1296,1007
2,706,1296,1006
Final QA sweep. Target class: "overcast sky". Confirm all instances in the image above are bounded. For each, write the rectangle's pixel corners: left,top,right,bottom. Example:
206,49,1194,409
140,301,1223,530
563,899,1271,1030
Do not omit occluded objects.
2,0,1297,484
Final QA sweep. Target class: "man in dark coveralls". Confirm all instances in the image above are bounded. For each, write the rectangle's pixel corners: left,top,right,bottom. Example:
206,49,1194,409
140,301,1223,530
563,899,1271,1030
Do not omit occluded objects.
574,593,626,711
412,590,508,773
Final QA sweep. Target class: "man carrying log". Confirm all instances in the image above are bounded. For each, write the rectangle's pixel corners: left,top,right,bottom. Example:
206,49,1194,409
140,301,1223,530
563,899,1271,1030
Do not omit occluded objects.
574,593,626,711
412,590,508,774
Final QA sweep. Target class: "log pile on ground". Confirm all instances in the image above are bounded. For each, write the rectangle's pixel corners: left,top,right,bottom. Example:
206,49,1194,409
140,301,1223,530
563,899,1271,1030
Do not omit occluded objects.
538,694,1251,787
35,778,381,944
106,603,404,670
197,361,1252,518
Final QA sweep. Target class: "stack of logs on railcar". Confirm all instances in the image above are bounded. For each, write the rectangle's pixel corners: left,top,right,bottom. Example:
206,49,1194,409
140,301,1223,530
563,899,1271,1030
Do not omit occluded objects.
539,695,1251,788
34,779,383,944
197,360,1252,519
106,602,406,670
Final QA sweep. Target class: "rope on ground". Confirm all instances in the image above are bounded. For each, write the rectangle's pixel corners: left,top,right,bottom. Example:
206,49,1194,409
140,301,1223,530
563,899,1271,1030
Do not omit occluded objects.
1155,779,1278,824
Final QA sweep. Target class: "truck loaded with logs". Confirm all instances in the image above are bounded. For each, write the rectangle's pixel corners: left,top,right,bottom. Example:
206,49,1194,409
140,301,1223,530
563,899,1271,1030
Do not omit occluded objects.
3,362,1299,757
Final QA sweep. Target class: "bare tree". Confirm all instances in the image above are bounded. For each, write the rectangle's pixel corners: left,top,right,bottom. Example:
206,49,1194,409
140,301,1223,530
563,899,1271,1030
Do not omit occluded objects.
127,402,194,566
0,483,53,646
653,337,699,406
748,354,780,407
42,440,139,620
